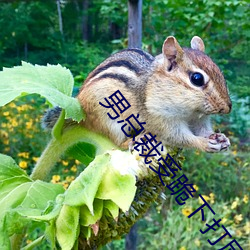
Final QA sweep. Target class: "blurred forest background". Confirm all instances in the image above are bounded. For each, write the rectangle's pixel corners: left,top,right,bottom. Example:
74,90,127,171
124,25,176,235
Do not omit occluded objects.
0,0,249,249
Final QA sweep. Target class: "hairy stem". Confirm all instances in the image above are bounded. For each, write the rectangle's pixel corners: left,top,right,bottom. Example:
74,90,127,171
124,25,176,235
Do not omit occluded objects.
30,126,118,181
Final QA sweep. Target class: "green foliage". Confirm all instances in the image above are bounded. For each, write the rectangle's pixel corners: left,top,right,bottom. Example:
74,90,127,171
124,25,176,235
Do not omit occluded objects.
136,195,249,249
0,1,249,249
0,63,178,249
0,0,248,100
0,154,64,249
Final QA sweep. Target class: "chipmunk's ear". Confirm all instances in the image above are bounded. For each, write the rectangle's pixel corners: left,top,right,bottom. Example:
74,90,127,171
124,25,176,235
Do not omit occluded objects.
191,36,205,52
162,36,184,63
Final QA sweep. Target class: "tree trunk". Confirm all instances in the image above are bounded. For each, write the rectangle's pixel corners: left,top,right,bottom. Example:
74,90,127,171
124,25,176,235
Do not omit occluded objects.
56,0,63,36
128,0,142,49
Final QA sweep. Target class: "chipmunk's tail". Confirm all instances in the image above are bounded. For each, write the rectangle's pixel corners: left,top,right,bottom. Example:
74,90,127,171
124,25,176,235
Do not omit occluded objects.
41,106,62,130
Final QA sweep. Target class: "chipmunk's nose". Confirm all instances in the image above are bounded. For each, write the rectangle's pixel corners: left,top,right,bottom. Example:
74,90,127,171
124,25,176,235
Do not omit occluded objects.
219,101,232,114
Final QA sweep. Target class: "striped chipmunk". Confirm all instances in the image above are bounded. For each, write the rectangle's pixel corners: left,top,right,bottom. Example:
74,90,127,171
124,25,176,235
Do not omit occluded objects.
43,36,232,153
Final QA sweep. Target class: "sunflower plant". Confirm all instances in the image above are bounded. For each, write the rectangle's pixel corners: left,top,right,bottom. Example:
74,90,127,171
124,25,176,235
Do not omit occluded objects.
0,62,182,249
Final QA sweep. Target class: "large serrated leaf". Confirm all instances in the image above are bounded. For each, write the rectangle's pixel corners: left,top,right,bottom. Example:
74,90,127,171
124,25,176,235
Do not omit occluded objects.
0,62,85,121
0,154,65,247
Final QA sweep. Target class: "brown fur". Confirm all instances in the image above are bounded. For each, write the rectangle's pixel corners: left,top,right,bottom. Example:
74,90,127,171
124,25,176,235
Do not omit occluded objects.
77,36,231,152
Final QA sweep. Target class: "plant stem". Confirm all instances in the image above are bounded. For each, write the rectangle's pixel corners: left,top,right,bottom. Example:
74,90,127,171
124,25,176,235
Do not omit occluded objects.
30,126,118,181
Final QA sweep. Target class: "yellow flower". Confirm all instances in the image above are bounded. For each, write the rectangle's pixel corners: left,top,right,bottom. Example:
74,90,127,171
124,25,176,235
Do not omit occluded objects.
11,120,18,127
243,195,248,204
182,207,193,217
221,162,228,167
3,138,9,145
62,160,69,166
51,175,61,183
221,217,227,224
231,197,240,209
9,102,16,108
66,176,75,182
179,247,186,250
19,161,28,169
244,221,250,234
193,184,199,191
234,214,243,224
17,105,29,112
3,111,9,116
32,157,39,162
194,238,201,247
26,121,33,129
0,130,8,138
209,193,215,204
70,165,77,172
195,150,200,155
199,195,210,204
4,147,10,152
232,150,237,156
18,152,30,158
75,159,81,165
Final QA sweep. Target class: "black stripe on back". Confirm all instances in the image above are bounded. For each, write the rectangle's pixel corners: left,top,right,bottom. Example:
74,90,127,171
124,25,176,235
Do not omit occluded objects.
125,48,154,62
96,73,130,85
91,60,140,79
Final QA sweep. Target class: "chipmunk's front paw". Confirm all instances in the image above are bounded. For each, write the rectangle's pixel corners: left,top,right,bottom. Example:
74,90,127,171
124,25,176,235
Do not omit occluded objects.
206,133,230,152
121,131,147,151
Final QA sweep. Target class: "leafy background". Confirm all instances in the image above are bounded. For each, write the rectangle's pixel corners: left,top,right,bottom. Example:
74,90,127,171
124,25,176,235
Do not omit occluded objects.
0,0,249,249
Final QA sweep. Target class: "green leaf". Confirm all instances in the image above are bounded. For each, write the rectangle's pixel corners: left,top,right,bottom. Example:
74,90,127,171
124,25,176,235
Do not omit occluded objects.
80,226,92,240
0,231,10,250
65,142,96,165
0,154,65,244
0,182,32,218
79,199,103,226
45,220,56,249
1,181,64,238
56,205,80,250
64,153,110,213
26,195,64,222
96,167,136,212
103,200,119,219
20,181,64,214
0,62,85,122
0,176,32,201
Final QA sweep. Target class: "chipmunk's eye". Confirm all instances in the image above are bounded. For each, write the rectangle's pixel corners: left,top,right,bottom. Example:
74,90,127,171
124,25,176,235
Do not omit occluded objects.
190,72,204,87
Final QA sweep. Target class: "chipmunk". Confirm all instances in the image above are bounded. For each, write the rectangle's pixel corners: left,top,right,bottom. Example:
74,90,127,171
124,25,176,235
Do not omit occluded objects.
43,36,232,153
